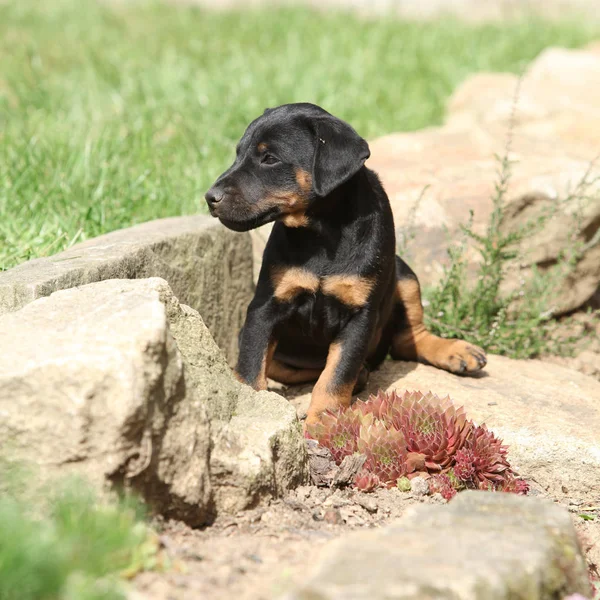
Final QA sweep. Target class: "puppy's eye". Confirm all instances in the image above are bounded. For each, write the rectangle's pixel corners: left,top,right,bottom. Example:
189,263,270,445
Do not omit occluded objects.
261,154,280,166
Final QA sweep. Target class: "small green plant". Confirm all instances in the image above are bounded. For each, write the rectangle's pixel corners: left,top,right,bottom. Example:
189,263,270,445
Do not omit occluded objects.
306,389,528,499
0,462,162,600
422,134,599,359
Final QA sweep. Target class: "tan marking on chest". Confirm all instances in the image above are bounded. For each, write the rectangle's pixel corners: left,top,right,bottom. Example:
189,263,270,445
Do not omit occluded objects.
281,212,309,227
322,275,375,308
272,267,320,302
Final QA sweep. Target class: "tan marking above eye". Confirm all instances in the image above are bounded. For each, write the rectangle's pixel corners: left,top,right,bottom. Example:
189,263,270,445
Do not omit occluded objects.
322,275,375,308
271,267,320,302
257,142,268,152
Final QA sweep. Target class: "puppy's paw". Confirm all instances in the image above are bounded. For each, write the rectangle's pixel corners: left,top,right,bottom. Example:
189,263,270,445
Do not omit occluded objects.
440,340,487,374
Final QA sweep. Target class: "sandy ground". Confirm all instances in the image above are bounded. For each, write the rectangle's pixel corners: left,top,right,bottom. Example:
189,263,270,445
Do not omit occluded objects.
133,469,599,599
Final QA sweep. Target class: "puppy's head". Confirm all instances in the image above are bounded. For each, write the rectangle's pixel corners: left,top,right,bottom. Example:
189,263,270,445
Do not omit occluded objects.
205,103,370,232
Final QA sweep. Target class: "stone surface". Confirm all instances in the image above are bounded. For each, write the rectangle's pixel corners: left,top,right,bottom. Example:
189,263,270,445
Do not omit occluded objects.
210,386,309,513
367,46,600,314
409,475,429,497
0,216,253,364
287,354,600,500
288,491,591,600
0,278,307,524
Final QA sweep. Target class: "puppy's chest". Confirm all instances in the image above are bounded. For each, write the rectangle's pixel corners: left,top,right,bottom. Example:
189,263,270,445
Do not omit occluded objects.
271,266,374,310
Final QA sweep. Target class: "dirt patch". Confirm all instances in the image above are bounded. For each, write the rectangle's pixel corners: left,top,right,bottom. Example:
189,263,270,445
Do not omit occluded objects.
133,475,598,599
136,486,441,599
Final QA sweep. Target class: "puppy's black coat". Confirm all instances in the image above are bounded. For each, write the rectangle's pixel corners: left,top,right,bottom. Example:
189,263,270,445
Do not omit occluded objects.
206,103,486,423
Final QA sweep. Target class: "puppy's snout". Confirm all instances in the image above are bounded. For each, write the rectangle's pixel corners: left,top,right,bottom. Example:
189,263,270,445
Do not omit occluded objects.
205,187,225,210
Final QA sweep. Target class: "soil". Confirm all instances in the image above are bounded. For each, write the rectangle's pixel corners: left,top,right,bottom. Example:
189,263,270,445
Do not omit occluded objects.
135,485,421,599
133,475,599,600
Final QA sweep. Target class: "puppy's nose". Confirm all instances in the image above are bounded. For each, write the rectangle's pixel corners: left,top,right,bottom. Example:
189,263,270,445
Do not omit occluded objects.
205,187,225,209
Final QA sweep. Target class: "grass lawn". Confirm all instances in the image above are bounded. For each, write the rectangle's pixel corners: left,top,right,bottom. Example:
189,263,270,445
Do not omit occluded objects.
1,0,599,270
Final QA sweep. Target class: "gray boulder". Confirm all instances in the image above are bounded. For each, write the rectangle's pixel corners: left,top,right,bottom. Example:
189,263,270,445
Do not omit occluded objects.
0,215,253,364
0,278,308,525
288,491,591,599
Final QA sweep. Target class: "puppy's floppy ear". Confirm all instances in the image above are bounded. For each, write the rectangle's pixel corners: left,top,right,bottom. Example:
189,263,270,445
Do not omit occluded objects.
311,116,370,197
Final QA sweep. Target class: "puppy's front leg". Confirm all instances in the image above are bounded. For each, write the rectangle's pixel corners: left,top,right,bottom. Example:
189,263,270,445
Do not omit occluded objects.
306,310,375,425
236,298,280,391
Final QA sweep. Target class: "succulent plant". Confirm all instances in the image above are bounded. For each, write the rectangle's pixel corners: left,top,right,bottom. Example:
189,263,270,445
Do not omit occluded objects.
306,389,527,497
357,420,407,486
461,424,511,487
445,468,463,491
396,476,412,492
428,473,457,501
353,469,381,492
453,448,477,482
359,390,473,474
306,407,361,464
497,475,530,495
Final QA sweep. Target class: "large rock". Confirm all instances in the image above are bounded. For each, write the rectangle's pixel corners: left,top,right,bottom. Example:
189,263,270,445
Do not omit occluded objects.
447,46,600,151
248,47,600,305
0,216,253,364
288,491,591,599
0,278,308,525
369,46,600,313
287,354,600,500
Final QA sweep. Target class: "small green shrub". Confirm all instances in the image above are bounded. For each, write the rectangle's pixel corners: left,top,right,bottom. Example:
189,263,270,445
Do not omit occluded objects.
0,462,160,600
422,147,599,359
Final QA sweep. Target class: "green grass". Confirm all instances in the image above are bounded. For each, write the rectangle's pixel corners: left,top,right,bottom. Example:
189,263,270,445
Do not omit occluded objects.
0,461,159,600
1,0,599,270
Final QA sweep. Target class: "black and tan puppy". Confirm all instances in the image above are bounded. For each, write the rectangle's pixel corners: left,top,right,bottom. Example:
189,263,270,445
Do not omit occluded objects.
206,103,486,424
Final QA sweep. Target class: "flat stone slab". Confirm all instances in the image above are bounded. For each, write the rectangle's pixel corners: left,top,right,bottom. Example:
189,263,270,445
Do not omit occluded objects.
287,491,591,599
0,215,253,364
287,355,600,500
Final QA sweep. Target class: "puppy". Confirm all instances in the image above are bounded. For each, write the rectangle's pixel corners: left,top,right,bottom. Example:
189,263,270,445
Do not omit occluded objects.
206,103,486,424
